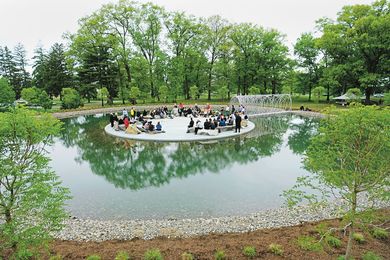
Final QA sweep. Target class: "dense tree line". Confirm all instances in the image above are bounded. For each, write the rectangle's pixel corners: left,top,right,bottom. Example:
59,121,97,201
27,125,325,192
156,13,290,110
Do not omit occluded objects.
0,0,388,107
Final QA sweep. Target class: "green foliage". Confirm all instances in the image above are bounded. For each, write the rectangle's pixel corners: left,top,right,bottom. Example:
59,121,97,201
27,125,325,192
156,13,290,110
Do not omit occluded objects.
371,227,388,240
362,251,383,260
384,92,390,105
218,86,229,100
286,106,390,258
346,88,362,102
248,85,260,95
353,233,365,243
214,250,226,260
268,243,283,256
0,77,15,104
159,85,169,102
97,87,109,106
49,255,63,260
325,235,342,248
129,86,141,102
297,236,323,252
21,87,52,109
242,246,256,258
144,249,163,260
61,87,83,109
189,85,198,100
0,108,70,259
314,223,328,236
181,252,194,260
115,251,130,260
86,255,102,260
312,86,325,102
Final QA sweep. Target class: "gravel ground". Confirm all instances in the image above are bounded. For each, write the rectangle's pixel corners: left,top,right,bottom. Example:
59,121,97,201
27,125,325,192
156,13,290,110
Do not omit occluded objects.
55,198,389,242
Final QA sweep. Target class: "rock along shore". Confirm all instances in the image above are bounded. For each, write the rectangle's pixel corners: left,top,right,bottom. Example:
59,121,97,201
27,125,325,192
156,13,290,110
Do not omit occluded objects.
55,199,389,242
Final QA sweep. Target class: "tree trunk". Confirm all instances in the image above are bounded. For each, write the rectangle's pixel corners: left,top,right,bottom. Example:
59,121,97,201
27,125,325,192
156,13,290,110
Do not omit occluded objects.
345,192,357,259
365,87,372,103
101,98,104,107
326,84,330,102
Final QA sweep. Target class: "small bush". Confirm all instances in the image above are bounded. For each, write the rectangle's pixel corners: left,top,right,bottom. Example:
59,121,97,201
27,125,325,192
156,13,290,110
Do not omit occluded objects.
214,250,226,260
49,255,63,260
314,223,328,236
297,236,323,252
362,251,383,260
181,252,194,260
86,255,101,260
372,228,388,240
325,235,342,248
61,88,83,109
268,243,283,256
242,246,256,258
353,233,366,243
115,251,130,260
144,249,163,260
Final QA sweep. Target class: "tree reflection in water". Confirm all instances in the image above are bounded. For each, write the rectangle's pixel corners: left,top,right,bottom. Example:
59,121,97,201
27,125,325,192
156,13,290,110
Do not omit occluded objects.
58,114,318,190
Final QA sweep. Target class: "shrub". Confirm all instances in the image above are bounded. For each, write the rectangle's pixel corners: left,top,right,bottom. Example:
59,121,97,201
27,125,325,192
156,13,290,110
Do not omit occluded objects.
49,255,63,260
86,255,101,260
353,233,365,243
242,246,256,258
314,223,328,236
362,251,383,260
115,251,130,260
144,249,163,260
325,235,342,248
372,228,388,240
61,88,83,109
181,252,194,260
0,77,15,104
268,243,283,256
214,250,226,260
297,236,323,252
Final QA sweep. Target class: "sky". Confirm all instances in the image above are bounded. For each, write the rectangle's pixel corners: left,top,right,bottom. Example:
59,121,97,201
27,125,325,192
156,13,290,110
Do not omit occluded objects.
0,0,375,62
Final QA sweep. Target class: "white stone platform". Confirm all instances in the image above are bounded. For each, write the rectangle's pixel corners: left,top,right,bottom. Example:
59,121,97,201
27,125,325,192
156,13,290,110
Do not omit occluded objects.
104,117,255,142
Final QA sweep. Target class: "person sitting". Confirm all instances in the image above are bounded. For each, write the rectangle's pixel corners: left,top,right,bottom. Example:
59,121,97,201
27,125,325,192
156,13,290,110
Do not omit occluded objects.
124,117,129,129
188,117,194,128
142,109,147,116
143,121,150,130
204,119,211,130
210,120,216,130
227,116,234,126
195,120,203,135
156,122,162,131
109,113,115,127
148,121,155,131
300,105,304,111
219,119,226,127
123,108,128,118
185,107,193,117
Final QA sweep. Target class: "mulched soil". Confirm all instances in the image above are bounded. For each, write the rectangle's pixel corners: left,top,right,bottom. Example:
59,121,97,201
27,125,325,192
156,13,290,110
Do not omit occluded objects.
47,211,390,260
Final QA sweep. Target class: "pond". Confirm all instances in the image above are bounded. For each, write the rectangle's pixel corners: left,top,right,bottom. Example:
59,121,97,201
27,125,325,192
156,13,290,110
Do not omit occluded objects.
48,114,320,220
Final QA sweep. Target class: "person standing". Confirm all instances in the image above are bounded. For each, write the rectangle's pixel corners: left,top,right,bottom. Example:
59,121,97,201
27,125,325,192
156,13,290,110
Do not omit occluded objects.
235,112,242,133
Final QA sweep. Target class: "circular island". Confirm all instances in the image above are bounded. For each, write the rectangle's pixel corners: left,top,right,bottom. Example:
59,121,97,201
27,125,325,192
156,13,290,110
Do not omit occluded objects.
104,116,255,142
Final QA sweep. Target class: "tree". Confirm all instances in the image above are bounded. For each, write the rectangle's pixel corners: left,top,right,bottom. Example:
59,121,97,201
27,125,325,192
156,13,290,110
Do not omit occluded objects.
284,106,390,259
97,87,109,106
158,85,168,102
312,86,325,102
249,85,260,95
218,86,229,100
189,85,198,100
61,88,82,109
0,77,15,104
129,86,141,104
346,88,362,103
0,108,70,258
294,33,320,101
21,87,52,109
45,43,72,98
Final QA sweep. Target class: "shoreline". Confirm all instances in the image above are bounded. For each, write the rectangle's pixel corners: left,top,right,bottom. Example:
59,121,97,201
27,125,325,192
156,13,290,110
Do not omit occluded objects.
55,199,389,242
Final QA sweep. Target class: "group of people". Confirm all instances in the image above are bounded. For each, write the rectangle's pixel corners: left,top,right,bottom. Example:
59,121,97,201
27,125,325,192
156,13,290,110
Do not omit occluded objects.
188,111,246,135
109,103,248,135
109,108,164,133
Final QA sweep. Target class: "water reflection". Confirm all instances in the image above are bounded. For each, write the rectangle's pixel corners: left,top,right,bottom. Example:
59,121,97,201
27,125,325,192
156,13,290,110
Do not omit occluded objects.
57,115,316,191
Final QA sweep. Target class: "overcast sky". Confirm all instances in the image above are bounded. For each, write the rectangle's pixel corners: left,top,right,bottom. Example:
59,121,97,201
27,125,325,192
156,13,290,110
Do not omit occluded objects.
0,0,374,61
